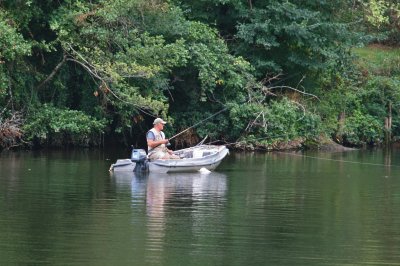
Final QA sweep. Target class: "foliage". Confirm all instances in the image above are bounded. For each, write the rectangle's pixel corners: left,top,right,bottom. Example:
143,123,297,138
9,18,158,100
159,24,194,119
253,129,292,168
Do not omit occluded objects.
235,1,354,77
362,0,400,44
365,0,391,27
0,0,399,151
49,0,253,139
342,110,384,146
173,0,357,80
227,98,322,149
23,104,106,147
0,10,31,61
265,99,322,141
50,0,187,115
0,8,32,99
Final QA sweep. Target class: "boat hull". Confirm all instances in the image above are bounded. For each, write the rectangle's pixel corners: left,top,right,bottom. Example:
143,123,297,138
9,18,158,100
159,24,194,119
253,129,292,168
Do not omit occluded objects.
109,159,136,172
148,159,223,173
148,145,229,173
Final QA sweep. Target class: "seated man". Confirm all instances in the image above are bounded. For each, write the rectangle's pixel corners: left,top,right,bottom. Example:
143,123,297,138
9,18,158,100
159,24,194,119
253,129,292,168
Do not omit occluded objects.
147,118,180,160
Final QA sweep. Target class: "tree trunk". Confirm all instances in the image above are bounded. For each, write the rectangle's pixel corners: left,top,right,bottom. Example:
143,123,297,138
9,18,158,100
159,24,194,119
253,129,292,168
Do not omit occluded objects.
336,111,346,143
385,102,392,145
248,0,253,10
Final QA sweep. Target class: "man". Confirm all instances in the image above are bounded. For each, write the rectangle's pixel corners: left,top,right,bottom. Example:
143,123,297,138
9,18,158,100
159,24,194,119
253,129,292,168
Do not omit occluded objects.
147,118,180,160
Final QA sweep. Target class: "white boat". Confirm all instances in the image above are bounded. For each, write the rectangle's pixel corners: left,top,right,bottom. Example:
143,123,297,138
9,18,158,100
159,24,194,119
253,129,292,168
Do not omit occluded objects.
109,145,229,173
149,145,229,173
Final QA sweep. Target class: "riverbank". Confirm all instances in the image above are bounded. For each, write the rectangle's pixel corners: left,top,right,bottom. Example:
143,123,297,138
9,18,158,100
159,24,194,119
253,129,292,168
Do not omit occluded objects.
230,136,356,152
0,137,354,153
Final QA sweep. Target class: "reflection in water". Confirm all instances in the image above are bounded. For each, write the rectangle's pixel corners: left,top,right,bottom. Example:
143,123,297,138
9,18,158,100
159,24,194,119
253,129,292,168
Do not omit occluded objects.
111,171,227,265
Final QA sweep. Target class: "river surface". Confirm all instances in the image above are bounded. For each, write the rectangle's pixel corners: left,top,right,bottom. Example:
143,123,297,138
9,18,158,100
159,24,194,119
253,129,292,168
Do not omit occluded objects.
1,148,400,265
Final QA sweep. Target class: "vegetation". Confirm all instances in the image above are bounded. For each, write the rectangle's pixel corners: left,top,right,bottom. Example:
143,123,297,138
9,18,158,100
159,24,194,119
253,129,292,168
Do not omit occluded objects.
0,0,399,151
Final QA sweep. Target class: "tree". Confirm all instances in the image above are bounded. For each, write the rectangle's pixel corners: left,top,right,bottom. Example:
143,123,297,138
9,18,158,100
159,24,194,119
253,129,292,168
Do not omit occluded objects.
364,0,400,44
173,0,356,80
1,0,255,147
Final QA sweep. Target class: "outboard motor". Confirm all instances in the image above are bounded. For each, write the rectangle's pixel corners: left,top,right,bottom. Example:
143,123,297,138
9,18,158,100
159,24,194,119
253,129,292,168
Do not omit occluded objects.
131,148,149,172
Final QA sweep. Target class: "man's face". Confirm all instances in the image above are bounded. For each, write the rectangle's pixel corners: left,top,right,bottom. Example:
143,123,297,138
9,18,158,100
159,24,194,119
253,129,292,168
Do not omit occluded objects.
155,123,164,130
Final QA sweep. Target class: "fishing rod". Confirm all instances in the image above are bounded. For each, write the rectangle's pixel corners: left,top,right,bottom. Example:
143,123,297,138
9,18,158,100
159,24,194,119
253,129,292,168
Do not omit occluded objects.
168,107,228,141
205,134,300,147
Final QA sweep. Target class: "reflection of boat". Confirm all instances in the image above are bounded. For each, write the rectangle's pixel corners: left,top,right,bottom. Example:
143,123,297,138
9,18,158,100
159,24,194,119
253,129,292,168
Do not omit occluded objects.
111,170,227,257
109,145,229,173
148,172,228,202
110,170,147,192
111,171,228,199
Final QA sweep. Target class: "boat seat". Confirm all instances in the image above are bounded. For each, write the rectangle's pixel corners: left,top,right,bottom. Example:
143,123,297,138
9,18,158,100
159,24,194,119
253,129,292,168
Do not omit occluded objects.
193,150,203,158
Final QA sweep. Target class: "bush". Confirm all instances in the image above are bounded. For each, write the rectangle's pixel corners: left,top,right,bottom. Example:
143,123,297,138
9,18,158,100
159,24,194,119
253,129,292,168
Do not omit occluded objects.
265,99,322,141
0,112,23,150
229,98,322,149
23,105,106,147
342,110,383,146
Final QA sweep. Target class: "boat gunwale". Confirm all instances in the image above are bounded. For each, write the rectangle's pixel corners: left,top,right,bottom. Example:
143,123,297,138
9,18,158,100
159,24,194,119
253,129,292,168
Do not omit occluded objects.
149,145,227,166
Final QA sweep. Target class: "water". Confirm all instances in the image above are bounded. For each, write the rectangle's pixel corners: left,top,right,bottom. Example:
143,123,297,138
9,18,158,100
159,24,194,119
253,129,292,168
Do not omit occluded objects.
1,149,400,265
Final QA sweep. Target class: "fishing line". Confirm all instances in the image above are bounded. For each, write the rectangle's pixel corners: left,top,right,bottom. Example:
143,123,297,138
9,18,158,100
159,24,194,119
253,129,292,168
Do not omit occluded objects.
277,151,400,168
169,107,228,141
207,137,400,168
206,135,289,146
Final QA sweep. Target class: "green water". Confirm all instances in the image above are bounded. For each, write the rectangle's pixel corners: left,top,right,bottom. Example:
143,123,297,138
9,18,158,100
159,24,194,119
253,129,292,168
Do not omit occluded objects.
1,149,400,265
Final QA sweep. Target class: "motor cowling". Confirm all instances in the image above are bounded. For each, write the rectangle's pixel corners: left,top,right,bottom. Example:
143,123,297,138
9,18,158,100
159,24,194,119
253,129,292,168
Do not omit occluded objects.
131,149,148,172
131,149,147,162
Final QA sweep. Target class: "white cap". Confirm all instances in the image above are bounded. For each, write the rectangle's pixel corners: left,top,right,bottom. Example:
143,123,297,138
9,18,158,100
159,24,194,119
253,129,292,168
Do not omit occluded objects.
153,118,167,125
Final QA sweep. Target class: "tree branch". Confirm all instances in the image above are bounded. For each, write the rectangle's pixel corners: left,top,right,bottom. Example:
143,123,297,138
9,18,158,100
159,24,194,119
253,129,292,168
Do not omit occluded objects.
36,54,67,90
248,0,253,10
291,100,306,121
66,58,107,83
263,85,320,101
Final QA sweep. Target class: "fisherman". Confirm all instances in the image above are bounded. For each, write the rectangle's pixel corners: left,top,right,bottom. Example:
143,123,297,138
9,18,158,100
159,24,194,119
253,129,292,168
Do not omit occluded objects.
147,118,180,160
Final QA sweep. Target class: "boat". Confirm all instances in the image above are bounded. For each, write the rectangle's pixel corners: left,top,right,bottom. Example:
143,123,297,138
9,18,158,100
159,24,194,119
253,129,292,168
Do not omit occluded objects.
109,145,229,173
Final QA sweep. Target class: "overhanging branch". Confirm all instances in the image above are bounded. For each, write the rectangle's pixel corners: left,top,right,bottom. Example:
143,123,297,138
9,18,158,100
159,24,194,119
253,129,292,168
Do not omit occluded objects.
36,54,67,90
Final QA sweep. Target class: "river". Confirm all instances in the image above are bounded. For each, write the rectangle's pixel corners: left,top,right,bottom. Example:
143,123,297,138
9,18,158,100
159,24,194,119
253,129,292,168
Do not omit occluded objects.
1,148,400,265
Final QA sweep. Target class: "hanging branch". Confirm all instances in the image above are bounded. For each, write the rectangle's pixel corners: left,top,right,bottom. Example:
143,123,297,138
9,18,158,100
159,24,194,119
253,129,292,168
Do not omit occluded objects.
36,53,67,90
291,100,306,121
66,44,109,82
66,43,149,79
262,85,320,101
65,43,157,117
261,73,283,85
245,110,265,132
66,57,106,83
259,73,319,101
240,73,317,140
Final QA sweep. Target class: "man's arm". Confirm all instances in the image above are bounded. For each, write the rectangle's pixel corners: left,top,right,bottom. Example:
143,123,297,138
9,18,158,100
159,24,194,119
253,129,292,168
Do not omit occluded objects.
147,138,169,148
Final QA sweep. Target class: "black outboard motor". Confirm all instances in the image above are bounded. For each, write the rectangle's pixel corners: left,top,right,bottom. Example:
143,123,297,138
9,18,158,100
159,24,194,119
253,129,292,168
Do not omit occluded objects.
131,149,148,172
